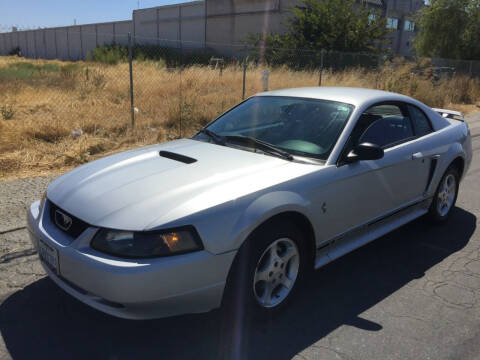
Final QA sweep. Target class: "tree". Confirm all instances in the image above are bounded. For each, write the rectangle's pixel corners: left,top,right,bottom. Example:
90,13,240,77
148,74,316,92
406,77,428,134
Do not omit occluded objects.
248,0,390,69
249,0,389,51
414,0,480,60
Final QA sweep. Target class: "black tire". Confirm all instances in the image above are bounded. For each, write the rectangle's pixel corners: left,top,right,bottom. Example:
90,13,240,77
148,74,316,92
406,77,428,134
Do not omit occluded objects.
428,166,460,223
218,220,308,358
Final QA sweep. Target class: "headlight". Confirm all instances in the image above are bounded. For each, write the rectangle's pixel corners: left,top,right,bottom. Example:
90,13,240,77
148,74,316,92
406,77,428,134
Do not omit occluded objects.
91,226,203,258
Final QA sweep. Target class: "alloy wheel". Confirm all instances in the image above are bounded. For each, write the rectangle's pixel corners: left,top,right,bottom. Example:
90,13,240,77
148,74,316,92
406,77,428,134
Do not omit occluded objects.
436,173,456,217
253,238,300,308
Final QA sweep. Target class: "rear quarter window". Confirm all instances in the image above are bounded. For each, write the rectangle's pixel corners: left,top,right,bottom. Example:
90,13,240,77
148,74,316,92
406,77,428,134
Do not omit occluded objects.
408,105,433,137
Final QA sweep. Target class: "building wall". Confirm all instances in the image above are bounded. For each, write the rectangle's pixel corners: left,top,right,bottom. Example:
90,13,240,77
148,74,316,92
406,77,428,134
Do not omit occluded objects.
133,1,205,48
205,0,298,54
0,20,132,60
0,0,424,60
81,25,97,59
204,0,401,55
384,0,424,56
45,29,57,59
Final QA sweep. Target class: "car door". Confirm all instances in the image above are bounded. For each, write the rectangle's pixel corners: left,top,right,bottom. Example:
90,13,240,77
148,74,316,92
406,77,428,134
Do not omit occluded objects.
315,102,431,243
356,103,432,207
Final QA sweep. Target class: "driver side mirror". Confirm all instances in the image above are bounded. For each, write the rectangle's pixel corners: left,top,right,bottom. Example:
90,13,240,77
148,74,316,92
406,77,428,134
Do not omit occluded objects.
346,142,384,163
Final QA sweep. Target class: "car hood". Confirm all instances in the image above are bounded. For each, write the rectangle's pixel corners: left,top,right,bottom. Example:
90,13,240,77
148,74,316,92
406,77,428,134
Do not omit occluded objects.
47,139,294,230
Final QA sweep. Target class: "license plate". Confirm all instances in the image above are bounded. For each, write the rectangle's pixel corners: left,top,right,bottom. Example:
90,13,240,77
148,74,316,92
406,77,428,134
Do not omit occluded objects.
38,239,59,274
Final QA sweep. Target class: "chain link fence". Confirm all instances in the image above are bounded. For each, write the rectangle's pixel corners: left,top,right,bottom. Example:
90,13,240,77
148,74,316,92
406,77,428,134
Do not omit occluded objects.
1,30,479,176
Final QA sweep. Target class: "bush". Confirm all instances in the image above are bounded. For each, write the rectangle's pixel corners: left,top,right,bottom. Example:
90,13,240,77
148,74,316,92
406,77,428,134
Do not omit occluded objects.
87,43,128,65
1,105,14,120
24,124,70,143
87,43,229,67
60,63,82,78
8,47,21,56
245,40,379,70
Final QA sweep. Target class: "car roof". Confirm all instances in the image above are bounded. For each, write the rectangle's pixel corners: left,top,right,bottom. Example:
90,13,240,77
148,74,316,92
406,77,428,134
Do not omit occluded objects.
256,87,415,107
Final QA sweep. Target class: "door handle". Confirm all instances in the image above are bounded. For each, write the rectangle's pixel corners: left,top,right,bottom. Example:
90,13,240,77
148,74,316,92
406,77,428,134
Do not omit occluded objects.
411,152,423,160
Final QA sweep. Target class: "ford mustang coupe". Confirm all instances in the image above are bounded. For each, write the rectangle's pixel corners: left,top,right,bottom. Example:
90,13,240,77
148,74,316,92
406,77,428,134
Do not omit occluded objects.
27,87,472,319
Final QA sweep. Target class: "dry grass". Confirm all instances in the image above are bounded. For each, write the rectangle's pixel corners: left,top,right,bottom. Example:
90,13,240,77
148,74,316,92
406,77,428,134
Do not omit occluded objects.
0,56,479,180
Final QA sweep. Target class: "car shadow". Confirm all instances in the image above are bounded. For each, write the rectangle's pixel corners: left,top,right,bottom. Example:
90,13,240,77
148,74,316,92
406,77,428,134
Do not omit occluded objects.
0,207,476,360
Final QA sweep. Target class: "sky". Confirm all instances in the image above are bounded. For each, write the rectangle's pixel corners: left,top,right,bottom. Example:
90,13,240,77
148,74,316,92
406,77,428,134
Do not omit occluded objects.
0,0,191,32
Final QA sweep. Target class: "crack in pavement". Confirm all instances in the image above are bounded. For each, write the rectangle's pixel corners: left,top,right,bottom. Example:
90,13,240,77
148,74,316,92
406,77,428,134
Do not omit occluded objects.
0,248,36,264
0,227,27,236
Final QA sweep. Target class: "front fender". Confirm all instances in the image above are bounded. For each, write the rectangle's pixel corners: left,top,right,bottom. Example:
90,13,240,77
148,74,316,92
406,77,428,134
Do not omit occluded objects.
228,191,313,251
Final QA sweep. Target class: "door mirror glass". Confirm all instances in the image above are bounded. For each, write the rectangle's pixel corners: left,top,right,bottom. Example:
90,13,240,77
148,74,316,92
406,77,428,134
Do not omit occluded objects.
346,142,384,163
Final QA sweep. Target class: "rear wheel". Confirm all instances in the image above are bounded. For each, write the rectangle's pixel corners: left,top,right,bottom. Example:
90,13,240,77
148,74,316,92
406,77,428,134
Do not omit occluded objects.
428,167,459,223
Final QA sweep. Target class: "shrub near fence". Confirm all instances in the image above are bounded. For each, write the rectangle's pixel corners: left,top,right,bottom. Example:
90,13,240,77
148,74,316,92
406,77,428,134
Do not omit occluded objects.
88,43,230,67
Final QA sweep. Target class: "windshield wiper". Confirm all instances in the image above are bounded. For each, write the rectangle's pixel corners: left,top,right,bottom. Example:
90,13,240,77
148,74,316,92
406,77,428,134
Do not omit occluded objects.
225,135,294,161
198,129,226,145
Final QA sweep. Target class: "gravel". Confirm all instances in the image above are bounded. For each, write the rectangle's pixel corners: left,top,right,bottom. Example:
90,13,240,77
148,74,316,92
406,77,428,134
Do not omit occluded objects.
0,175,57,235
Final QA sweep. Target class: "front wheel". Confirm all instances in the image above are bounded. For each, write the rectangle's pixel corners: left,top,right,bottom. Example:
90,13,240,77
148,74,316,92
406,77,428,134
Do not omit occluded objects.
218,221,308,358
252,237,300,308
223,220,308,315
428,167,459,223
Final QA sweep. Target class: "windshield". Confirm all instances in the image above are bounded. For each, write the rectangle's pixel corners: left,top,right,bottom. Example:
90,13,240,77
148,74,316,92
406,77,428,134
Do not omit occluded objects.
202,96,354,160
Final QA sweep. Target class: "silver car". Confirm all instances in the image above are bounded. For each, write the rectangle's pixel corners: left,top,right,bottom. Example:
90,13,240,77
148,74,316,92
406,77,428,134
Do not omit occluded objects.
27,87,472,320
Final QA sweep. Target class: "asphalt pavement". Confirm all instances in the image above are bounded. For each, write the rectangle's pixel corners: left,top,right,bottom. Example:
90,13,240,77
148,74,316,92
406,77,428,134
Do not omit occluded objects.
0,112,479,360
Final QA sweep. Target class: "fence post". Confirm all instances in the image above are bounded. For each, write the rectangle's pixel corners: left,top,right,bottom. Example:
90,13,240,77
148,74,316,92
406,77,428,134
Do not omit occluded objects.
261,70,270,91
319,49,325,86
242,59,247,100
128,33,135,128
179,67,183,138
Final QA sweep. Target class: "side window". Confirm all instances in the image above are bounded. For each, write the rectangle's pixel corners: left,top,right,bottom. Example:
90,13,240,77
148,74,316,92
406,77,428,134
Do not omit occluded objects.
358,104,414,148
408,105,433,137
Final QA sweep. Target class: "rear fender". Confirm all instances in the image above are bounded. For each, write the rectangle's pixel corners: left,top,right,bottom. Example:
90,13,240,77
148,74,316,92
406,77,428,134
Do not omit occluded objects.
427,141,467,197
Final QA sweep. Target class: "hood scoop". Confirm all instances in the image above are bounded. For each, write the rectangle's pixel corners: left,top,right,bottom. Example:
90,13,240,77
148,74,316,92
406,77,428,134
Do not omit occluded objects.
159,151,197,164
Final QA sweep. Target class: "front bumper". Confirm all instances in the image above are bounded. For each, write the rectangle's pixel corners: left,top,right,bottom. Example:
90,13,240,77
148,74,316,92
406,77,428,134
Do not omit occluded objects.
27,200,236,320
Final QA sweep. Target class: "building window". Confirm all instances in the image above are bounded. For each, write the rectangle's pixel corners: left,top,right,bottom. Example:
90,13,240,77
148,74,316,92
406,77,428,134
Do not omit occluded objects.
404,20,415,31
386,18,399,29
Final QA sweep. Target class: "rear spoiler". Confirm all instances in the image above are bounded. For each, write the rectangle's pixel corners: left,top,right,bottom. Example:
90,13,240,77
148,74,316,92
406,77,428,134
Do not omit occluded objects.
432,108,464,121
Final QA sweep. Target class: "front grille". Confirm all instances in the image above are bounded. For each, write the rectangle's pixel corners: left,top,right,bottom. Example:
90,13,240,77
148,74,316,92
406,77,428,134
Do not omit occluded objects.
49,201,90,238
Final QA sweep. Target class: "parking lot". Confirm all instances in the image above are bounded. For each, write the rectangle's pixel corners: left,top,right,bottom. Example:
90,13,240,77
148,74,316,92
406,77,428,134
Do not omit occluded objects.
0,113,479,360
